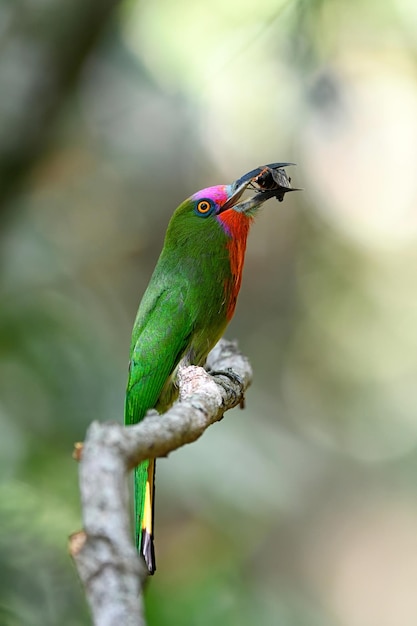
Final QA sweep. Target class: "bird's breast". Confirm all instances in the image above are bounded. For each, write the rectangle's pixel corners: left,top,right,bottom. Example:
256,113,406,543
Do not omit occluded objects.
217,211,252,320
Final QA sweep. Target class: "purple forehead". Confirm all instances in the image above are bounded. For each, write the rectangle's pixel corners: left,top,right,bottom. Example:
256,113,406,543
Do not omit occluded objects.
191,184,230,205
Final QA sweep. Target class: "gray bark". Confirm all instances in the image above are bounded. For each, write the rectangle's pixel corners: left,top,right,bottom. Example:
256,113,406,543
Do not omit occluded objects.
70,338,253,626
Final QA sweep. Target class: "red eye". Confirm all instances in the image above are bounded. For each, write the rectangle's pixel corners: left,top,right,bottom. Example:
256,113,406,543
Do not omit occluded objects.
197,200,211,214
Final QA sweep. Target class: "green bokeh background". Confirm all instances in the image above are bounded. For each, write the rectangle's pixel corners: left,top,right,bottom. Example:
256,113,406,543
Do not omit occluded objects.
2,0,417,624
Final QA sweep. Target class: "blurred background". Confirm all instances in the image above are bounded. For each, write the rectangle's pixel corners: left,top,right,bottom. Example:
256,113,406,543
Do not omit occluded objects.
2,0,417,624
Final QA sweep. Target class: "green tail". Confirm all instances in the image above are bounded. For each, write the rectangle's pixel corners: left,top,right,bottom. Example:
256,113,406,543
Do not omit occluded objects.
135,458,156,574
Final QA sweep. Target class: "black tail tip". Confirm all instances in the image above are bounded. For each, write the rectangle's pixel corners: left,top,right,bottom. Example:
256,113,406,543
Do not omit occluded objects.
141,531,156,575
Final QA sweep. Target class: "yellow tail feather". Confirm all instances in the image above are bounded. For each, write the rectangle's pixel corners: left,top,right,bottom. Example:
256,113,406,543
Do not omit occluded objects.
140,459,156,574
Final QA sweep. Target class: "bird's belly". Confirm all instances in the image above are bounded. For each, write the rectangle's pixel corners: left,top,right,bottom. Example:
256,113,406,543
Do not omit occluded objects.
156,316,228,413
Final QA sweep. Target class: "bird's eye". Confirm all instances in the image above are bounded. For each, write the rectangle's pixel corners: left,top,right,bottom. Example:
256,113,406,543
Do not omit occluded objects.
196,200,212,214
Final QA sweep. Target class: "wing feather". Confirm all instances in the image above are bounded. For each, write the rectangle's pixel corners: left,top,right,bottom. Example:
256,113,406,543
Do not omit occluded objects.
124,284,192,574
125,287,192,424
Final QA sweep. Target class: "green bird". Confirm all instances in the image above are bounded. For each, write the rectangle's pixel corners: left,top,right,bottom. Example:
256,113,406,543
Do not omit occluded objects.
125,163,295,575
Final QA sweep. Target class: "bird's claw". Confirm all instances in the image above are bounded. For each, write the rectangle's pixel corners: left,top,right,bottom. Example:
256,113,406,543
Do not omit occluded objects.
209,368,245,409
209,367,243,387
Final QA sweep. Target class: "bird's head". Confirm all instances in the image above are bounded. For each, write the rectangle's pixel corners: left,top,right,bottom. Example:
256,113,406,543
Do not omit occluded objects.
167,163,296,242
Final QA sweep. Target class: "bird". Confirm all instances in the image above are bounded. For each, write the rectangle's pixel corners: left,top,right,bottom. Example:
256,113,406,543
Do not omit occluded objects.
125,163,295,575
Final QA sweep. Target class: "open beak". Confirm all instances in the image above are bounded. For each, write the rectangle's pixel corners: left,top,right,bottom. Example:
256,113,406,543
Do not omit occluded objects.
220,179,253,213
219,162,298,215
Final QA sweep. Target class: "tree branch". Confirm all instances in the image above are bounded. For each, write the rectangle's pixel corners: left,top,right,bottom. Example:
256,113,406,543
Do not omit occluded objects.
69,338,253,626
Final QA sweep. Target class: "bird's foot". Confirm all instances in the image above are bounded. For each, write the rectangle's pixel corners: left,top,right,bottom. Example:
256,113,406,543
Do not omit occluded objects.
208,368,245,409
208,367,243,387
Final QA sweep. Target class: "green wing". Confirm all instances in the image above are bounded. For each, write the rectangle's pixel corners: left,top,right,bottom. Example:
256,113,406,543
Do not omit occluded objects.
125,286,193,422
125,283,192,573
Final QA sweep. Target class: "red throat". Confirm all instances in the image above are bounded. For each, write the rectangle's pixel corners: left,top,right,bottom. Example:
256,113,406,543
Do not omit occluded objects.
218,211,252,320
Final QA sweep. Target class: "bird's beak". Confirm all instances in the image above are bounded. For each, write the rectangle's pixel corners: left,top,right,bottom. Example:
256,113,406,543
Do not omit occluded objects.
219,180,253,213
219,163,298,215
